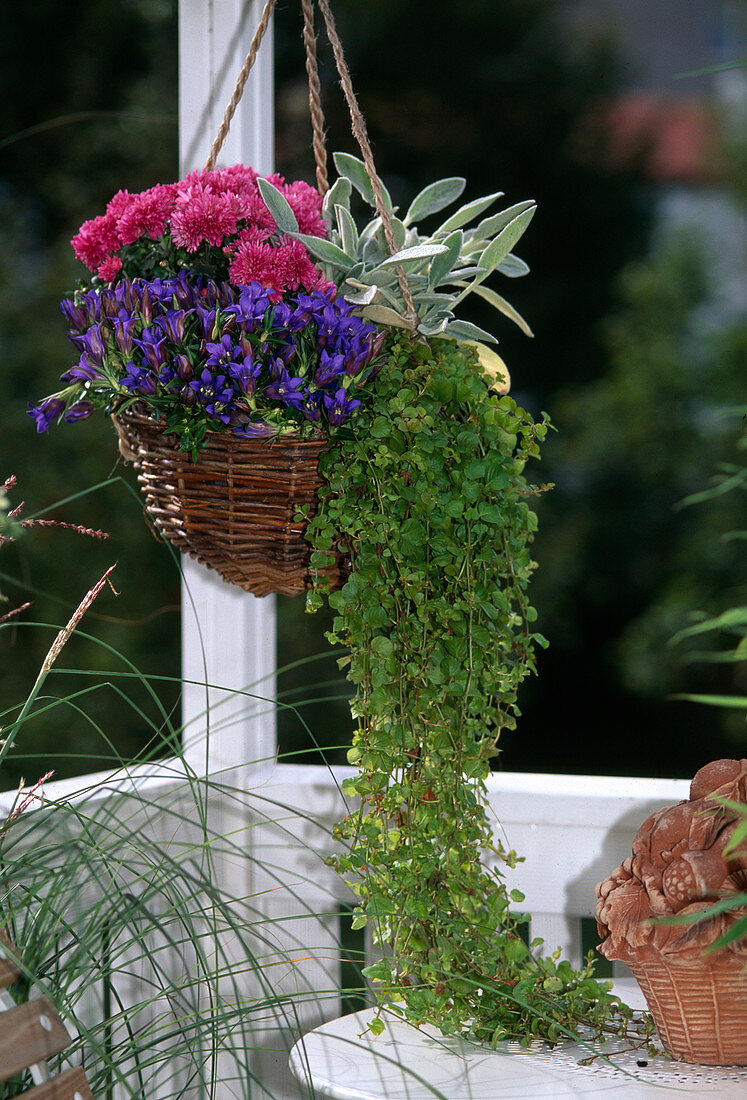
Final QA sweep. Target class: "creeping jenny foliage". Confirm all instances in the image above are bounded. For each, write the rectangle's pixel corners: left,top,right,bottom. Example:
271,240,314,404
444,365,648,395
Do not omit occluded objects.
306,334,636,1044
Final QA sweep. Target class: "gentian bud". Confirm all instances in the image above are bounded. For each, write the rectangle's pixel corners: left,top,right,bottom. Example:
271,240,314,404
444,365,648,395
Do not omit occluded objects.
174,354,194,382
60,299,89,332
113,314,138,355
63,400,95,423
140,288,153,325
218,282,235,308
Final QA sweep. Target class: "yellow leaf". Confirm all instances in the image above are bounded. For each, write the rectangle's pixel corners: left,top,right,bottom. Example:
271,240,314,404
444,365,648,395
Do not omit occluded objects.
464,341,511,394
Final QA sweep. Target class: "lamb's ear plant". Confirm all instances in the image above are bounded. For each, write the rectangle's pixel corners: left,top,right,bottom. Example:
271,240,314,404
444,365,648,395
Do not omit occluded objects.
258,152,536,389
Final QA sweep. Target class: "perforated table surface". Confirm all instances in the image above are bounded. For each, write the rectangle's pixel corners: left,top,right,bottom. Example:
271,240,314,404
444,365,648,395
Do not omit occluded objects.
289,1001,747,1100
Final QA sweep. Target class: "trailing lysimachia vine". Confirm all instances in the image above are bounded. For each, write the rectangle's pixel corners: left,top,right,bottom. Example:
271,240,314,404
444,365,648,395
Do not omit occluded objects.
306,334,637,1044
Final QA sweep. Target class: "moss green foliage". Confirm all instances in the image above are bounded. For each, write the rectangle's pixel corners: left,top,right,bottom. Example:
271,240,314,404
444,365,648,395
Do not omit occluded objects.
305,335,634,1043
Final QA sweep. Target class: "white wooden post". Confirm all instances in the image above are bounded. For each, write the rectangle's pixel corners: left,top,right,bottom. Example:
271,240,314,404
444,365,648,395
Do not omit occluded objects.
178,0,277,780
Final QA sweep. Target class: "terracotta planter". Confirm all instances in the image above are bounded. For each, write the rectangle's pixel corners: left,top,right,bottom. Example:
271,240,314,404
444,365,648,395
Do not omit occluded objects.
595,758,747,1065
629,956,747,1065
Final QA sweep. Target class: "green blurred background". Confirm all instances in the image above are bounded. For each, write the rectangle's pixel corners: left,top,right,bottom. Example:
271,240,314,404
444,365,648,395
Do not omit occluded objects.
1,0,744,790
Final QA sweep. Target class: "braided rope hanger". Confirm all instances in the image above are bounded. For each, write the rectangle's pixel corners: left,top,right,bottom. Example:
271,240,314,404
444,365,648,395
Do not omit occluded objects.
203,0,418,325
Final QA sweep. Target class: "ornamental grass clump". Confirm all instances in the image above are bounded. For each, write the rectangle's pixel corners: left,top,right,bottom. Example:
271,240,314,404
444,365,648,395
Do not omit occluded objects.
30,165,385,450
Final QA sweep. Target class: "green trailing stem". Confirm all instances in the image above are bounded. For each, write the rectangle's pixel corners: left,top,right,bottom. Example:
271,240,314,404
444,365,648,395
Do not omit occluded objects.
305,334,635,1044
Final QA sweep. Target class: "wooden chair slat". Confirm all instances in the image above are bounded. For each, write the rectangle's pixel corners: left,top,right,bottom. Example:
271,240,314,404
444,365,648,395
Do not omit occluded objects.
0,997,71,1079
22,1067,94,1100
0,930,22,989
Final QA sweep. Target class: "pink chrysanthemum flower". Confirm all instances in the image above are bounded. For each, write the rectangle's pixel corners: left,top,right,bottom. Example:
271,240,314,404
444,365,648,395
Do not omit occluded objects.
70,163,332,286
228,238,279,289
274,236,333,291
106,190,135,218
235,189,278,233
171,182,241,251
209,164,261,195
299,264,335,293
225,224,272,253
117,184,176,245
97,255,123,282
71,212,121,273
228,232,332,294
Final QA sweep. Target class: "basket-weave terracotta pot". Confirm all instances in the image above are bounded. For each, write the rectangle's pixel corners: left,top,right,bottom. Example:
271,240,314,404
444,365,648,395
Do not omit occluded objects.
595,759,747,1065
114,408,347,597
629,956,747,1064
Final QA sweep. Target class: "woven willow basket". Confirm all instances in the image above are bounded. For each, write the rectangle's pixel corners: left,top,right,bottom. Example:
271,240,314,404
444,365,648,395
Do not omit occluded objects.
114,408,347,597
630,956,747,1064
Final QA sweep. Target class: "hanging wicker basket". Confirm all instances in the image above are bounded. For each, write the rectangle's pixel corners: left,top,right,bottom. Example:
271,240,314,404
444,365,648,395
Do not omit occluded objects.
114,408,347,597
629,955,747,1065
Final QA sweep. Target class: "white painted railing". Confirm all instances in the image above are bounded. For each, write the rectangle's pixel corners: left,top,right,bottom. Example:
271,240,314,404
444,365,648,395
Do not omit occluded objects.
0,762,689,1098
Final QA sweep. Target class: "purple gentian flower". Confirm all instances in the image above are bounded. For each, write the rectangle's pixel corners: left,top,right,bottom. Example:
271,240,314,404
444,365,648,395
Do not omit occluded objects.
194,304,217,341
67,354,104,382
229,354,261,397
276,343,298,367
229,283,272,329
138,287,153,325
342,344,370,376
314,350,346,387
264,367,306,410
154,309,190,343
189,369,235,423
205,334,239,368
120,363,157,395
67,331,87,353
270,301,291,329
302,391,323,423
81,324,108,368
60,298,89,331
174,354,194,382
169,271,195,309
365,329,387,364
315,304,341,349
157,364,177,387
202,281,222,308
119,280,140,314
287,293,317,331
112,312,138,356
323,387,362,426
27,396,65,433
134,329,168,371
98,289,120,319
80,289,102,322
145,278,174,305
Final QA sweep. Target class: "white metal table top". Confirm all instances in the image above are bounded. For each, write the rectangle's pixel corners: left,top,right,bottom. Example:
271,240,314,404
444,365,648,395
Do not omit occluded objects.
289,1005,747,1100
